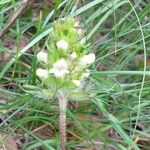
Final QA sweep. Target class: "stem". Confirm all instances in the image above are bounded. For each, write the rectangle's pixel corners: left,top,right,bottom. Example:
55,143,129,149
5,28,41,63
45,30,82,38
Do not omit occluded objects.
58,92,68,150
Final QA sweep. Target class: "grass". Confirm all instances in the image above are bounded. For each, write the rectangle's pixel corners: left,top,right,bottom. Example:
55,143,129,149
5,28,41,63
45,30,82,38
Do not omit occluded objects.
0,0,150,149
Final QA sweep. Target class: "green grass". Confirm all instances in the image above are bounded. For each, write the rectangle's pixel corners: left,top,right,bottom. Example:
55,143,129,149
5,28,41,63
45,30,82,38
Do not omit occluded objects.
0,0,150,149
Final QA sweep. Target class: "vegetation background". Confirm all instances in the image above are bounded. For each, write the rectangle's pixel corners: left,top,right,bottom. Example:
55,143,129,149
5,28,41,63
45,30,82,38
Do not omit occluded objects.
0,0,150,149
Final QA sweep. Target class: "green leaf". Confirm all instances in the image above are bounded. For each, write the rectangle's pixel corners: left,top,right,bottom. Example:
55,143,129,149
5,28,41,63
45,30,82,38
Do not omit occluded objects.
54,0,62,14
0,28,53,80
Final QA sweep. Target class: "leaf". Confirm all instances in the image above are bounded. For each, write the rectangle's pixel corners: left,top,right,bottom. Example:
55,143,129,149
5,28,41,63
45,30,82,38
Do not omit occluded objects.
54,0,62,13
0,27,53,80
95,99,140,150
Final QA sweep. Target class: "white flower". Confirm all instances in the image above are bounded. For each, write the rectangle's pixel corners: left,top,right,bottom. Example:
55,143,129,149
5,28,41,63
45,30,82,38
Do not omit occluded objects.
36,68,49,79
37,52,48,63
56,39,68,50
81,70,90,80
80,53,95,66
49,59,69,78
70,51,77,59
72,80,81,87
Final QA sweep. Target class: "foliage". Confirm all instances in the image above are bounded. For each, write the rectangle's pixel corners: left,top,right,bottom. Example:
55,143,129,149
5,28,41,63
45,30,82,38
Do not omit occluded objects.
0,0,150,149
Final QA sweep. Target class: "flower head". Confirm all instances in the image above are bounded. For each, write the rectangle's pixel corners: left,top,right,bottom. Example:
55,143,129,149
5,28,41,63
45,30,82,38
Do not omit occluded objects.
36,68,49,79
56,39,68,50
80,53,95,66
72,80,81,87
37,52,48,63
49,59,69,78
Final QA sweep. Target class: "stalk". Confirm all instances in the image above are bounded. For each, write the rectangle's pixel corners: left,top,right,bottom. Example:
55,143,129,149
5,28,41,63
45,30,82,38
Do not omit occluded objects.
58,91,68,150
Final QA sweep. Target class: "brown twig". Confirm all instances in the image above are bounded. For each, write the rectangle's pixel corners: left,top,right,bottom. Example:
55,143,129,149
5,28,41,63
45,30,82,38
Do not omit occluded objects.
0,0,33,38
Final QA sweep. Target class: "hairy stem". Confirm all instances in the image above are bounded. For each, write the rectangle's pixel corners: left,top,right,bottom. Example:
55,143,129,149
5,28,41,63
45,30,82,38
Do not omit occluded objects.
58,92,68,150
